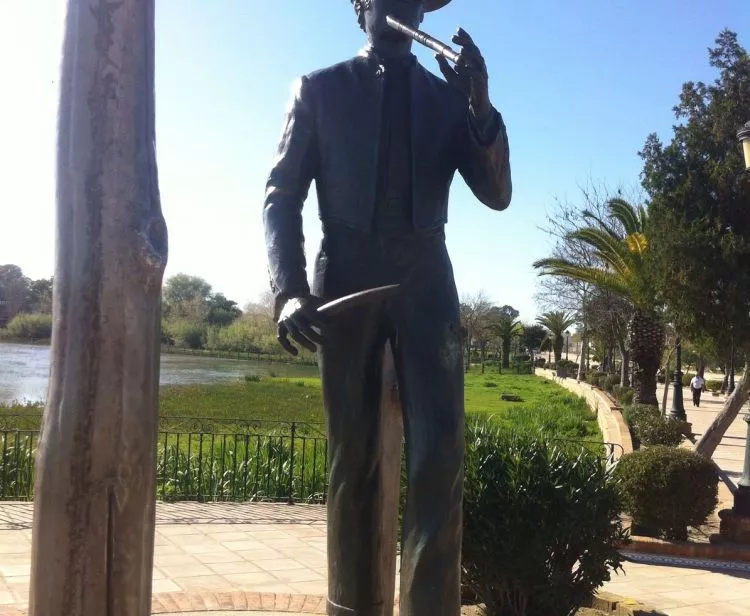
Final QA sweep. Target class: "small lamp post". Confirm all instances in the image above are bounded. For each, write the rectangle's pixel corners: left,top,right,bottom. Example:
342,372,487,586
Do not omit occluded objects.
565,330,570,361
669,335,687,421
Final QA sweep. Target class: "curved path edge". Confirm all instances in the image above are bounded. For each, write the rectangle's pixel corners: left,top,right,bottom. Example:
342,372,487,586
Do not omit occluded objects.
536,369,633,459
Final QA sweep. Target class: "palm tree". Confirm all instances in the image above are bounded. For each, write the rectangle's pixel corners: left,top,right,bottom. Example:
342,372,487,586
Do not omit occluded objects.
536,311,576,365
494,315,524,369
533,198,664,406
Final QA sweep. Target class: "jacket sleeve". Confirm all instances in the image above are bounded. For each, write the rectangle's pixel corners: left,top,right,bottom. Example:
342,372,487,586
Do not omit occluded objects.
263,76,318,320
457,105,512,211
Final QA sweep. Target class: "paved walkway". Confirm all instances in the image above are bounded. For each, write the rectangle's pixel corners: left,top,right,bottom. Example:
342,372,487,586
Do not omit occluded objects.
0,503,747,615
658,383,748,478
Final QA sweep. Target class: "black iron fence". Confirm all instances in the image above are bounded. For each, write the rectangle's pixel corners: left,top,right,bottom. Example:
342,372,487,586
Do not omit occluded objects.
0,417,623,502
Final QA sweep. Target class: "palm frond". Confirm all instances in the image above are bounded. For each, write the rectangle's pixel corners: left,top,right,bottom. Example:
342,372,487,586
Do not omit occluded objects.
581,209,620,239
607,198,644,235
568,228,633,276
534,259,634,302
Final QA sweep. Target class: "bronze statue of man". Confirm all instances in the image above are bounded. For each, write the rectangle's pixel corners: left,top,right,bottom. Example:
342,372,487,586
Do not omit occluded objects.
263,1,511,614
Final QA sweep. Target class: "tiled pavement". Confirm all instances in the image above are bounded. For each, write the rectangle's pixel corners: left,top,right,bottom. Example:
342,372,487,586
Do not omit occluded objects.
0,500,747,615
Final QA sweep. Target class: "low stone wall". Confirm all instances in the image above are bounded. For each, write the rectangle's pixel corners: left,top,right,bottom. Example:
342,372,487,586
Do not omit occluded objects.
537,370,633,459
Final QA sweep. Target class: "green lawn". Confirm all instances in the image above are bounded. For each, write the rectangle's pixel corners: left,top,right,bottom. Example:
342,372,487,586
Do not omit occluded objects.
1,368,600,441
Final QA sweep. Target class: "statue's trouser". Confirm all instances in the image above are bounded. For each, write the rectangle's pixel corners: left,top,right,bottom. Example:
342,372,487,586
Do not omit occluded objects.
313,227,465,616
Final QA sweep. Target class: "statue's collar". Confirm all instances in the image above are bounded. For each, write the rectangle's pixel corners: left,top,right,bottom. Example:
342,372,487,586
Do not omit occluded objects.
358,44,417,71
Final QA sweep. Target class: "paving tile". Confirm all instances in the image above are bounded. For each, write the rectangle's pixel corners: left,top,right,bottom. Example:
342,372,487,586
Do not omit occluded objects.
221,539,269,552
290,580,329,595
172,575,232,591
151,579,182,593
235,548,284,561
272,568,325,584
206,531,253,542
158,525,206,536
208,561,261,575
160,563,214,578
193,550,245,564
254,558,309,572
153,543,186,555
0,566,28,578
0,593,15,606
154,553,200,567
223,571,279,586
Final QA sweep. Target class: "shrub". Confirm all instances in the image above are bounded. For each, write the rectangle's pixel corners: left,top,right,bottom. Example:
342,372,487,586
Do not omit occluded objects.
622,403,659,428
484,381,498,388
635,414,687,446
622,403,687,447
244,374,261,382
3,313,52,339
615,446,718,540
682,373,695,387
706,379,723,392
462,420,625,616
163,319,206,349
603,373,621,393
618,388,635,406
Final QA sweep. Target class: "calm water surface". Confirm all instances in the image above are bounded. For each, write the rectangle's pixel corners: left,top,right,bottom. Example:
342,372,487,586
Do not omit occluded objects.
0,342,318,404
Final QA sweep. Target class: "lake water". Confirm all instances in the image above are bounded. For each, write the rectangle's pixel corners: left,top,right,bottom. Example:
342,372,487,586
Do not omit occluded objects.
0,342,319,404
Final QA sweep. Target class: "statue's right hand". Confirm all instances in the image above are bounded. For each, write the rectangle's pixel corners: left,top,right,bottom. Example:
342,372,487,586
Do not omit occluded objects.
277,296,325,356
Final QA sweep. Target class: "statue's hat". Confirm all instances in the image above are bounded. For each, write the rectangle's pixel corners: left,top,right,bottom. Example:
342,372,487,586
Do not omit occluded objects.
352,0,452,12
424,0,452,10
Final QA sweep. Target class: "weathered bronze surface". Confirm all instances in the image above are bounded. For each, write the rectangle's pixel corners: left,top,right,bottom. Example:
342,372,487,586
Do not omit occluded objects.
264,1,512,614
29,1,167,614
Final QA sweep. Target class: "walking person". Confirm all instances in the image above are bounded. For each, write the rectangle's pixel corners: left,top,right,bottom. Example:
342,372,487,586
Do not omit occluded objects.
690,373,705,407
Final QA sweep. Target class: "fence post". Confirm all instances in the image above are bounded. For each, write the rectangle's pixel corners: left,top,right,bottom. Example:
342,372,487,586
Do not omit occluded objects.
288,422,296,504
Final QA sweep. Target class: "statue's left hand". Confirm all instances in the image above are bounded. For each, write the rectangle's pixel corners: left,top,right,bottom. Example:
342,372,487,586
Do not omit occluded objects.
435,28,491,123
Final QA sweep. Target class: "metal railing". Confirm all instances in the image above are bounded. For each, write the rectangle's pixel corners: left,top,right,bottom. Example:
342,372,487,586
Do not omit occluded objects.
0,419,623,502
156,423,328,503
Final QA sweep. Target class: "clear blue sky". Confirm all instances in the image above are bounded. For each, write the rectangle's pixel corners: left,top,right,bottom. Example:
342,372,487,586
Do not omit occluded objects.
1,1,748,322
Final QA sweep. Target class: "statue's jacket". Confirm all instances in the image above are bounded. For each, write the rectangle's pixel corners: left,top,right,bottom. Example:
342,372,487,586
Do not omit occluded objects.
263,46,512,314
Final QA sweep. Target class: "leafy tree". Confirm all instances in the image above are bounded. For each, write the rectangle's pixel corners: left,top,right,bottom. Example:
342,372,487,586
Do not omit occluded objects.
536,311,576,365
460,291,494,371
206,293,242,327
521,324,547,355
0,265,31,324
28,278,53,314
162,274,212,320
489,306,523,369
534,199,664,406
641,29,750,455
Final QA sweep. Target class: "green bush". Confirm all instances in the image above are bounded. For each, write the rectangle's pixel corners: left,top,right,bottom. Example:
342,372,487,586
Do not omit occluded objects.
484,381,498,388
618,388,635,406
622,403,659,428
3,313,52,339
163,319,206,349
682,373,695,387
603,374,621,393
622,403,687,447
462,420,625,616
615,446,718,540
635,414,687,446
706,379,723,392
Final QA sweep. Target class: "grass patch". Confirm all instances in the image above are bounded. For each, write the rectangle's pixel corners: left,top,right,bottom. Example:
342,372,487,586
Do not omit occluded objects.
159,377,324,425
1,369,599,441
